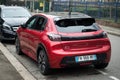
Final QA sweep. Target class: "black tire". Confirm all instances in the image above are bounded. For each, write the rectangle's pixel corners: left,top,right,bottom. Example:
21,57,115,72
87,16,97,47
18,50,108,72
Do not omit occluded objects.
0,30,3,42
38,49,50,75
94,63,109,69
15,37,23,55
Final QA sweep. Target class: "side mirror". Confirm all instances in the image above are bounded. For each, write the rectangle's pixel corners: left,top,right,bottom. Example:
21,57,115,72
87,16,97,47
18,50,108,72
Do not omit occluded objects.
21,24,26,28
0,17,4,25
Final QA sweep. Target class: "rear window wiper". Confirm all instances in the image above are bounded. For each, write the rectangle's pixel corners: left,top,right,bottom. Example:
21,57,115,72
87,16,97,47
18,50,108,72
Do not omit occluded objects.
82,29,97,32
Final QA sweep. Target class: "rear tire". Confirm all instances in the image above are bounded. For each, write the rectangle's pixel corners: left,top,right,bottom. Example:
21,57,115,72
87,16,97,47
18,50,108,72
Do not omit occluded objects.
15,37,23,55
38,49,50,75
0,30,3,42
94,63,109,69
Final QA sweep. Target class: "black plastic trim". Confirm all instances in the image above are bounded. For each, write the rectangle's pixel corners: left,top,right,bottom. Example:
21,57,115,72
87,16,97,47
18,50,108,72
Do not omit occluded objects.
61,32,105,41
60,53,106,65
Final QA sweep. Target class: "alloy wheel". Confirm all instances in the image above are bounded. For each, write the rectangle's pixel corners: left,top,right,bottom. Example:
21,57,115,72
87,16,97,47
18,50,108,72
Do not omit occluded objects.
38,50,50,75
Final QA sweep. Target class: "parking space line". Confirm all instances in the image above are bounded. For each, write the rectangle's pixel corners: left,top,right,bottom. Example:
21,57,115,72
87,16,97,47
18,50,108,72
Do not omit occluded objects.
0,43,37,80
109,76,120,80
97,70,108,75
96,69,120,80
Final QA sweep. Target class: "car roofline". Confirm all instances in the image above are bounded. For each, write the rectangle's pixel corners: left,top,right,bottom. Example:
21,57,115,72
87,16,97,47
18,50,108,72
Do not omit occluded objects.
47,12,91,18
34,12,92,20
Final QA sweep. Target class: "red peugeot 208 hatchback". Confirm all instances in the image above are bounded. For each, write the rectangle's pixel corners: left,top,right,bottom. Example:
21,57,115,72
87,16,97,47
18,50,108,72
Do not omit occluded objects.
16,13,111,75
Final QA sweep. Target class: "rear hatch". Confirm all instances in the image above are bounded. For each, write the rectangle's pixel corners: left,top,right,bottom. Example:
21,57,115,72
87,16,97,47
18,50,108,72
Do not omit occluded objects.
55,18,109,51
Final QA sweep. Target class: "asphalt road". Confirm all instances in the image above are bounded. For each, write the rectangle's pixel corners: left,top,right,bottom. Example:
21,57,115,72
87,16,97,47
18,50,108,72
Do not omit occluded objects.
2,34,120,80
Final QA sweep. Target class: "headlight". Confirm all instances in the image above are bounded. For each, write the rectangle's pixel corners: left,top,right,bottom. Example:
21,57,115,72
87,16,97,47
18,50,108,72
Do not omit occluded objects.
12,27,19,32
3,23,12,31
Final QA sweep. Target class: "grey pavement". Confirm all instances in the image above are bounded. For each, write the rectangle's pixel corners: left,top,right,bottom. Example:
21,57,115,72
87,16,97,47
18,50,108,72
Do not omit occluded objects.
0,43,36,80
0,50,23,80
0,25,120,80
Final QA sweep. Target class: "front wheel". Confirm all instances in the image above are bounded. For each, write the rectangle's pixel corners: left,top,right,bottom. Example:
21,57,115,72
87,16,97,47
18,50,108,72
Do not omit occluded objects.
15,37,23,55
94,63,109,69
38,50,50,75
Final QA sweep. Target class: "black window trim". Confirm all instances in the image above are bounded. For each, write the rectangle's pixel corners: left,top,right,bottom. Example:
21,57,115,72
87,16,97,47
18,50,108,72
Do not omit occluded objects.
25,15,38,29
25,15,48,31
0,8,1,17
34,15,48,31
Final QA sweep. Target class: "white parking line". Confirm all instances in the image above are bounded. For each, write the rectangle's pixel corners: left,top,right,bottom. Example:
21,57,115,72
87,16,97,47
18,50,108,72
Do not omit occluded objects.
96,69,120,80
97,70,108,75
109,76,120,80
0,43,37,80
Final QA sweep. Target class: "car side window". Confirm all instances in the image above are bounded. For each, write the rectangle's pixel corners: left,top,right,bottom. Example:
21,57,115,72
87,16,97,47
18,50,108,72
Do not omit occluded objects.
34,17,46,30
26,16,38,29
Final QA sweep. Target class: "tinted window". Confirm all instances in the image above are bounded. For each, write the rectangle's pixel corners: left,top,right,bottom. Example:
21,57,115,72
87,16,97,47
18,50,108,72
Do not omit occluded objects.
55,18,100,33
34,17,46,30
2,8,31,18
26,16,38,29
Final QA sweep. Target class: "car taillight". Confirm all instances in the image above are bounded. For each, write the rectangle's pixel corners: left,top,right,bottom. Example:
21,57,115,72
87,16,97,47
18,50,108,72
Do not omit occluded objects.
47,33,61,41
102,32,108,38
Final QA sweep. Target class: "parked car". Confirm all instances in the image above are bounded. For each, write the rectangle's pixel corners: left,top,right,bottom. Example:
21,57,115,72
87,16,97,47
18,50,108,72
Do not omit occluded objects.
0,6,31,41
16,13,111,75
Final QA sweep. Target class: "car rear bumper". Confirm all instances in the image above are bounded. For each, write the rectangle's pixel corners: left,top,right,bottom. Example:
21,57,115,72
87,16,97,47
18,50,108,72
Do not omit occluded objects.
48,46,111,68
60,53,107,67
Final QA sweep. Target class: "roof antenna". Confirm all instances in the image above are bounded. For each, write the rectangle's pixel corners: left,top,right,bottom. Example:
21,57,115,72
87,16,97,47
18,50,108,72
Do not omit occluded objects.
69,10,71,18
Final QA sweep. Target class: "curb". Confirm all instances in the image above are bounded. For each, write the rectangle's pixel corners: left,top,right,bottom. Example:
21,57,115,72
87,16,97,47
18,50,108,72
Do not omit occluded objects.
0,43,37,80
107,31,120,37
100,25,120,37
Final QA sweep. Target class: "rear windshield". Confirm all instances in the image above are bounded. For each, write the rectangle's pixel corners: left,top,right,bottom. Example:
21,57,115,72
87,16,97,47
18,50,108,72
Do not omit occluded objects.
55,18,100,33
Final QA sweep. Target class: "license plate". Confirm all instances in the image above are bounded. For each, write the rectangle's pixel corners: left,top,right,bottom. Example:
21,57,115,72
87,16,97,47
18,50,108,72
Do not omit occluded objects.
75,55,97,62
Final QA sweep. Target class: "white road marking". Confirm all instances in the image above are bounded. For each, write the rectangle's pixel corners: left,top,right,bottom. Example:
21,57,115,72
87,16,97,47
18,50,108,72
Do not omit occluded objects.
109,76,120,80
0,43,37,80
97,70,108,75
96,69,120,80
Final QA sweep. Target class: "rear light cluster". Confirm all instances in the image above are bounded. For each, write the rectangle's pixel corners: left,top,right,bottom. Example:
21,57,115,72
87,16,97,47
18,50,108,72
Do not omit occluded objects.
47,33,61,41
47,32,108,41
102,32,108,38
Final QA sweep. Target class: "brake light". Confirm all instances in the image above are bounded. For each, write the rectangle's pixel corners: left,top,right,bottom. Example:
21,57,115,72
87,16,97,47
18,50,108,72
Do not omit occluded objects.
47,33,61,41
102,32,108,38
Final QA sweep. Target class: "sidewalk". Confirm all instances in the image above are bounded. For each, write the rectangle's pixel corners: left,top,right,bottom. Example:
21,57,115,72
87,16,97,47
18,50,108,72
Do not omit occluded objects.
0,43,36,80
0,50,23,80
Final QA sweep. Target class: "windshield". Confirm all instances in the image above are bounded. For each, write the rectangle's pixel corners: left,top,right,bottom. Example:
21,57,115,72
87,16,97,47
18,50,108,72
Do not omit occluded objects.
2,8,31,18
55,18,101,33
